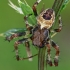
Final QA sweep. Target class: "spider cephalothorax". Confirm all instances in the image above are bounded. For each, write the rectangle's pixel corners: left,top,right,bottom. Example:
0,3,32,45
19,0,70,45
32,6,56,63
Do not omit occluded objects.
37,8,55,29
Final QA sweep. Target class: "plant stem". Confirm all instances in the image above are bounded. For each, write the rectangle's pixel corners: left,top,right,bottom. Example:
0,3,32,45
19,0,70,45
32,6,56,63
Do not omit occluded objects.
38,47,47,70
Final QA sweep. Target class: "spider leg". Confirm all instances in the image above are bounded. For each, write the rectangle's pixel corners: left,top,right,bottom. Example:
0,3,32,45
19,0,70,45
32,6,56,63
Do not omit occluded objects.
51,40,60,66
24,14,33,31
14,38,33,61
54,15,62,32
5,32,26,42
51,15,62,38
46,40,53,66
32,0,42,16
25,41,32,61
14,38,27,61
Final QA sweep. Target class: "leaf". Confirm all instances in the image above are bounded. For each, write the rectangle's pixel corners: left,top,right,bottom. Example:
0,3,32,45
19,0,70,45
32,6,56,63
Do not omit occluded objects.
0,28,27,37
8,0,23,14
18,0,33,16
8,0,37,26
18,0,37,26
52,0,70,21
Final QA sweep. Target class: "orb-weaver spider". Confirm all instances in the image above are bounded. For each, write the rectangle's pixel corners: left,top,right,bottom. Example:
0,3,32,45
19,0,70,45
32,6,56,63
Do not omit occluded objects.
0,0,69,69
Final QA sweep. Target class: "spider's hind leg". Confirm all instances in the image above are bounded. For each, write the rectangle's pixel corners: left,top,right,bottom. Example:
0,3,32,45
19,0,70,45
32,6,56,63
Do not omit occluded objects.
51,40,60,66
46,40,53,66
14,38,32,61
25,41,32,61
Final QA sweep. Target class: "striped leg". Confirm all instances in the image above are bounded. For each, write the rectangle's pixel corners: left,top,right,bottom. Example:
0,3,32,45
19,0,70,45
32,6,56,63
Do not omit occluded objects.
51,15,62,38
46,41,53,66
14,38,37,61
5,32,26,42
25,41,32,61
54,15,62,32
51,40,60,66
24,14,33,31
32,0,42,16
14,38,33,61
14,38,28,61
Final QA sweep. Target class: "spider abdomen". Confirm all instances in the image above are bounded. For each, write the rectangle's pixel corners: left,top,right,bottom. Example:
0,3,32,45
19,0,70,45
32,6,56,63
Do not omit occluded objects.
32,27,49,48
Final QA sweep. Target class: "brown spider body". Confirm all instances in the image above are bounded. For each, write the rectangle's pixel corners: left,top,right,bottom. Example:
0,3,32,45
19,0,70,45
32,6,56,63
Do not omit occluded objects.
31,8,60,66
32,26,49,48
31,9,55,48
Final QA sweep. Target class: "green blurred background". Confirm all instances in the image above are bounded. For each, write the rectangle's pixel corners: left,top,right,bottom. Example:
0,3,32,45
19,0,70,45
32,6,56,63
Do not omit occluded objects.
0,0,70,70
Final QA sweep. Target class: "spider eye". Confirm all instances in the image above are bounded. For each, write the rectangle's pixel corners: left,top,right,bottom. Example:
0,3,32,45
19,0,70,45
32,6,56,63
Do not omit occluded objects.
47,17,51,20
49,14,51,16
42,14,52,20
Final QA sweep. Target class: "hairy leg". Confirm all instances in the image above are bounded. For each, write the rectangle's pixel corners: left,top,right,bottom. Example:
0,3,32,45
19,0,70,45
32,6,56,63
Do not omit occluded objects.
5,32,26,42
54,15,62,32
51,40,60,66
14,38,34,61
32,0,42,16
24,14,33,31
14,38,28,61
25,41,32,61
46,41,53,66
51,15,62,38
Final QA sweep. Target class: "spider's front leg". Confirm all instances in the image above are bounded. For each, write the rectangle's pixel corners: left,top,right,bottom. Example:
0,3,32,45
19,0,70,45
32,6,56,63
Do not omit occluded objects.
32,0,42,16
54,15,62,32
14,38,32,61
51,15,62,38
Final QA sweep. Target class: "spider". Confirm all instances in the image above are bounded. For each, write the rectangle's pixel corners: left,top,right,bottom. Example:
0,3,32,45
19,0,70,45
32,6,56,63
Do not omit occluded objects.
3,1,70,69
3,0,63,67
